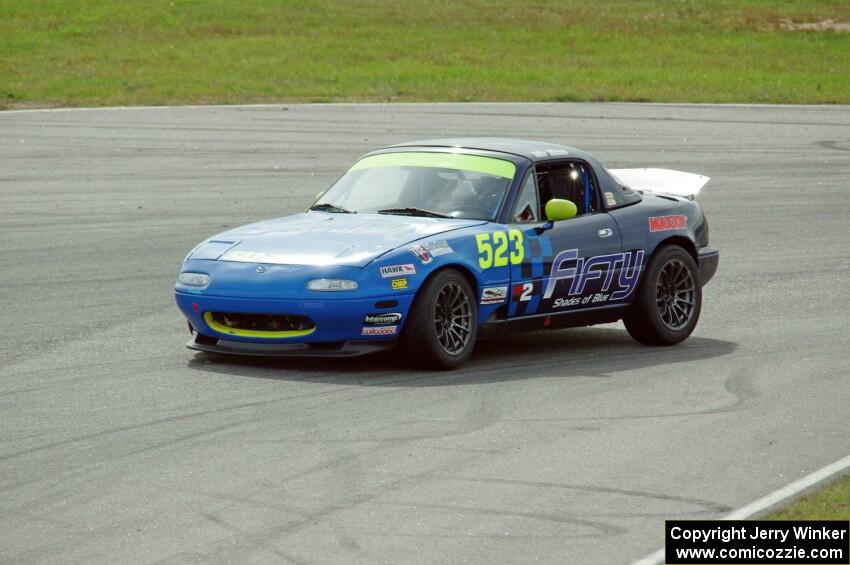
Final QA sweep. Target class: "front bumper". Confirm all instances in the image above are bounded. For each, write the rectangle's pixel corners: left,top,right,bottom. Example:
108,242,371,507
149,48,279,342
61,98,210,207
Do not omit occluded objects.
697,246,719,286
186,331,396,357
175,290,414,345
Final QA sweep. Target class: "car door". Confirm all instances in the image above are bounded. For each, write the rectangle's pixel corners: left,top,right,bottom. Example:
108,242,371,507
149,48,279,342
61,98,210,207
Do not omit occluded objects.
507,160,627,318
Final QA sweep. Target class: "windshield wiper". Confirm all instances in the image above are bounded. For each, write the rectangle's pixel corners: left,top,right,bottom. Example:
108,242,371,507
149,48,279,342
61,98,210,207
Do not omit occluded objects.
309,202,355,214
377,207,452,218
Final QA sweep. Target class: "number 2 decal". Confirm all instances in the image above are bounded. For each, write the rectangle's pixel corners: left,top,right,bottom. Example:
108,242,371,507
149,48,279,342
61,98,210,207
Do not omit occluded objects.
477,230,525,269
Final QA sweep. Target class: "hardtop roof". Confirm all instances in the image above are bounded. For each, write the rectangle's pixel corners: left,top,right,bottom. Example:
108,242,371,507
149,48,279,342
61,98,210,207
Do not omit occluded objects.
381,137,597,163
367,137,643,210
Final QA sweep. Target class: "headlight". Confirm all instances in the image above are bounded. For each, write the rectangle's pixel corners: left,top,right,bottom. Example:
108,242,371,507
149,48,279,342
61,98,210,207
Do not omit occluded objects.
178,272,210,287
306,278,358,291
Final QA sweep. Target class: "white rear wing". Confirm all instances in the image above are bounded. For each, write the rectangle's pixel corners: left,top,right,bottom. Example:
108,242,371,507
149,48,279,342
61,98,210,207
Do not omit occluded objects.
608,168,710,199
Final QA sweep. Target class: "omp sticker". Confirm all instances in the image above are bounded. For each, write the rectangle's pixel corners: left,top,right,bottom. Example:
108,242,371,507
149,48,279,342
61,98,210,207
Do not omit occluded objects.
649,214,687,232
221,250,267,261
480,286,508,305
364,312,402,325
379,264,416,278
362,325,398,336
604,191,617,207
391,278,408,290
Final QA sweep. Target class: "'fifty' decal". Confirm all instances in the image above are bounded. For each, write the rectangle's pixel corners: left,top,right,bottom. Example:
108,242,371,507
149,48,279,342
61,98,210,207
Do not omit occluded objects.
543,249,645,302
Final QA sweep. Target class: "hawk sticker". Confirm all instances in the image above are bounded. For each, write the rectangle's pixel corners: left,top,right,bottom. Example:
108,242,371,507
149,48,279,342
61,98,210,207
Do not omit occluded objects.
379,264,416,278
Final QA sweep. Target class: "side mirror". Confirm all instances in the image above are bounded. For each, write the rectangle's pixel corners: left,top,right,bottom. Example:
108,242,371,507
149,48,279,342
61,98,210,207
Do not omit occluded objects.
545,198,577,222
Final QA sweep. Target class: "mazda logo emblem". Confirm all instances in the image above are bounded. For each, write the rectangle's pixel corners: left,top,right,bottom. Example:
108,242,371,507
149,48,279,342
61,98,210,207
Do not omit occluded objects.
256,265,269,273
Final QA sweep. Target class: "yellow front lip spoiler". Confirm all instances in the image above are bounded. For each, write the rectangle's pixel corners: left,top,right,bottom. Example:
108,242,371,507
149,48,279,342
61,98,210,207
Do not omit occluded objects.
203,312,316,339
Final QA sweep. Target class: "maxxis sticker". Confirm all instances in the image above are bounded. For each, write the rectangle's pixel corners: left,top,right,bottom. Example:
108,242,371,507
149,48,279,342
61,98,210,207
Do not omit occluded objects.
649,215,687,232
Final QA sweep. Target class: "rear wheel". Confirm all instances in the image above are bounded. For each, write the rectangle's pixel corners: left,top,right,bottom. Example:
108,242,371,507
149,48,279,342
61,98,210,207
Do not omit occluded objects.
624,245,701,345
401,269,477,370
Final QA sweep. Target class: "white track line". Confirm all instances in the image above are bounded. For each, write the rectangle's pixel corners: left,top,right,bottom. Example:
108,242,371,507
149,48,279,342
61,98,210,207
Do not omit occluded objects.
631,453,850,565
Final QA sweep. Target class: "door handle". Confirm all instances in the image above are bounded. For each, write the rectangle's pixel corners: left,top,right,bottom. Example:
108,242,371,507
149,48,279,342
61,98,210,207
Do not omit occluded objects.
598,228,613,238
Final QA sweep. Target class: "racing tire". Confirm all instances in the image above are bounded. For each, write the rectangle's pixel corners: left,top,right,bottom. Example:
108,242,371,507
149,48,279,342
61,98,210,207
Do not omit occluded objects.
624,245,702,346
401,269,478,370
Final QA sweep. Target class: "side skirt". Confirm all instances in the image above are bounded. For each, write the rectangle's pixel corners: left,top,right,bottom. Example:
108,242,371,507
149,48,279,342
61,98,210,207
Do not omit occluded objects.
478,304,629,338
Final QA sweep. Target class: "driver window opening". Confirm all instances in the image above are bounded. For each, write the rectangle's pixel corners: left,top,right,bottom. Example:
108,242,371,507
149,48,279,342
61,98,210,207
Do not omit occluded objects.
512,173,539,223
534,161,598,217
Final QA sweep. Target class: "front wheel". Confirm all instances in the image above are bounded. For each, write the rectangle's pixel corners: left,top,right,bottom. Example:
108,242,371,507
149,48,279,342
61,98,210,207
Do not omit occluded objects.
401,269,478,370
624,245,702,345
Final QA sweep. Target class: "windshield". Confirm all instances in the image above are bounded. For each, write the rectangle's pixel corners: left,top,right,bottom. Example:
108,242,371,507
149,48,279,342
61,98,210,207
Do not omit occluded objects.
311,152,516,221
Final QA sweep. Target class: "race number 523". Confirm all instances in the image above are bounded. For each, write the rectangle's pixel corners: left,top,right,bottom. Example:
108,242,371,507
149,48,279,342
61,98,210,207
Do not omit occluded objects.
476,230,524,269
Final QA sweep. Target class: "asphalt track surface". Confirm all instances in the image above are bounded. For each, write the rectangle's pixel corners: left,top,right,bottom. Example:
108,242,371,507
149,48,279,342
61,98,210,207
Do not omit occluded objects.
1,103,849,564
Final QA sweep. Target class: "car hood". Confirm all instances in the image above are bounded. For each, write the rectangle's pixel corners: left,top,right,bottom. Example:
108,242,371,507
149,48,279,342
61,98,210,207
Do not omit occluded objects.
191,212,486,267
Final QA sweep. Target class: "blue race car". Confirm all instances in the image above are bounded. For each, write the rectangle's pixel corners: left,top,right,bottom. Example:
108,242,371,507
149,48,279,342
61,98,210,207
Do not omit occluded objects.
175,138,718,369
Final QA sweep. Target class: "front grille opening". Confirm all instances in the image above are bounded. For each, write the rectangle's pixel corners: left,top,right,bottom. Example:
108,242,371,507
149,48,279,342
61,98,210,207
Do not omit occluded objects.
210,312,315,333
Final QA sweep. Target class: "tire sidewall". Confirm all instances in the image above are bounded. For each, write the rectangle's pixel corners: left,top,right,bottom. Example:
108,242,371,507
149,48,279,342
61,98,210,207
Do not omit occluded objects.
402,270,478,369
634,245,702,344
